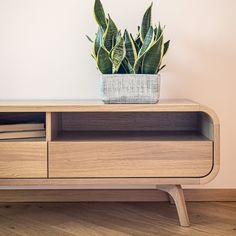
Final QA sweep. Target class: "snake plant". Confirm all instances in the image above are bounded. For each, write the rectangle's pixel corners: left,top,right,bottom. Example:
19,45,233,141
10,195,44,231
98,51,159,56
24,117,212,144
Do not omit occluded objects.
87,0,170,74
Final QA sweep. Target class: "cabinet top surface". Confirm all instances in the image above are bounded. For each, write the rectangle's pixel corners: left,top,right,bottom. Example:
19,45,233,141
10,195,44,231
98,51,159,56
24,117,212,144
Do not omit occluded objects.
0,99,202,112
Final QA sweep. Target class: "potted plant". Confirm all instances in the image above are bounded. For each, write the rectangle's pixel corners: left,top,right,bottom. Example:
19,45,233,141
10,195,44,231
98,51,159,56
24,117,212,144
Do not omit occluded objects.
87,0,170,104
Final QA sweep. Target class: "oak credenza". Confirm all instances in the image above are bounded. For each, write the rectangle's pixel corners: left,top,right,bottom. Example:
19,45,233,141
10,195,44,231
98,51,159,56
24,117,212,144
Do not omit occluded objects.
0,99,220,226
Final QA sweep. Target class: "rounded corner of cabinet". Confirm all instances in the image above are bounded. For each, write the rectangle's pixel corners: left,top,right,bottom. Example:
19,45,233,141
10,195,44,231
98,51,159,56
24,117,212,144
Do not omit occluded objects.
199,105,220,126
199,164,220,185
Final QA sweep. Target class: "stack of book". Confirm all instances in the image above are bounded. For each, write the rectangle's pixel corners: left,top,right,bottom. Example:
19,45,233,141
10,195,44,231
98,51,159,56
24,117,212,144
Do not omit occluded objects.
0,123,46,140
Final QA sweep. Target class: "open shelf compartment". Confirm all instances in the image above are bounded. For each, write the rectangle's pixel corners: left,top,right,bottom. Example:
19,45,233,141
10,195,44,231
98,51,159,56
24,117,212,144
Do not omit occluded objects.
0,112,46,142
50,112,213,142
48,111,214,179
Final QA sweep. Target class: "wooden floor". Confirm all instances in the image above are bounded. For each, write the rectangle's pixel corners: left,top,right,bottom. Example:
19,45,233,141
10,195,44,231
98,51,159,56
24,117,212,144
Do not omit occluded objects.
0,202,235,236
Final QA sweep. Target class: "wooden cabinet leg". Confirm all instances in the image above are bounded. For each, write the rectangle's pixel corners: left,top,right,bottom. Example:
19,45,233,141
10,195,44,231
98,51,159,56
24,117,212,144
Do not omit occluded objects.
168,194,175,205
158,185,190,227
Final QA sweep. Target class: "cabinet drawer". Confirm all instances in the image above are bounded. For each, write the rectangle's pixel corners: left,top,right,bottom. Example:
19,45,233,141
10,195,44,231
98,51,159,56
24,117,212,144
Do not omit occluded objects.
49,141,213,178
0,142,47,178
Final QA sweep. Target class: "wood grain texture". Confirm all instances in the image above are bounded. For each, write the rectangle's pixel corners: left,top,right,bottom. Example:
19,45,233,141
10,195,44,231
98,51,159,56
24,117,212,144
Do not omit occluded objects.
0,178,200,189
0,189,235,202
0,142,47,178
199,105,220,184
0,99,200,112
0,130,45,140
0,123,44,132
0,202,235,235
49,141,213,178
46,112,52,142
200,124,220,184
0,100,220,189
158,185,190,227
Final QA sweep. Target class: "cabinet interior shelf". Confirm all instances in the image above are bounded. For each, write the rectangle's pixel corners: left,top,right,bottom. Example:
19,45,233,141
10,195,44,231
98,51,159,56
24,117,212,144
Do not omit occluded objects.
53,131,210,142
0,137,46,142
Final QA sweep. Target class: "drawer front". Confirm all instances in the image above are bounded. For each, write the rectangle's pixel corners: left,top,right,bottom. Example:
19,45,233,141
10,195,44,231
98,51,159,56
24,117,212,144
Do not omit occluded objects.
49,141,213,178
0,142,47,178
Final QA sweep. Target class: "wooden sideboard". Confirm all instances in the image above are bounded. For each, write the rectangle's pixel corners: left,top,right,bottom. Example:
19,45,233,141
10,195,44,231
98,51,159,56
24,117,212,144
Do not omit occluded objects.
0,99,220,226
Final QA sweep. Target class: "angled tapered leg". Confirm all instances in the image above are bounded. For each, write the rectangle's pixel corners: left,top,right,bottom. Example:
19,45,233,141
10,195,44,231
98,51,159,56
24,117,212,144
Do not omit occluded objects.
157,185,190,227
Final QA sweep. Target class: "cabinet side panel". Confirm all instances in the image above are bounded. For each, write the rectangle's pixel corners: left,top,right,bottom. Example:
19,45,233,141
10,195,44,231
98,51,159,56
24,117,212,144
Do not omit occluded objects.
199,106,220,184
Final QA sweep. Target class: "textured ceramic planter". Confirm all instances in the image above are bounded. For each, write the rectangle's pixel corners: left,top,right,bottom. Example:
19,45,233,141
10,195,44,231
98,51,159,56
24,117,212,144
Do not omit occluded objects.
101,74,161,104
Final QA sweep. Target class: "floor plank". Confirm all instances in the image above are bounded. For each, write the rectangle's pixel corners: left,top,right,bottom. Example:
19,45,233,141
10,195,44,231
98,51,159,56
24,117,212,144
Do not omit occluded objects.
0,202,235,236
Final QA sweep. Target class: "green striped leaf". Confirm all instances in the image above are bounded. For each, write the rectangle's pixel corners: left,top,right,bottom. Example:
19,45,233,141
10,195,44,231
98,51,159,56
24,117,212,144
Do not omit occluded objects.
140,3,153,43
142,33,164,74
111,37,126,73
94,0,107,31
135,37,142,50
93,26,104,57
158,64,166,73
103,15,118,52
97,47,112,74
134,26,154,74
154,23,162,40
139,26,154,57
124,30,138,67
109,31,121,56
122,58,135,74
116,31,122,43
130,34,140,53
117,64,127,74
134,55,144,74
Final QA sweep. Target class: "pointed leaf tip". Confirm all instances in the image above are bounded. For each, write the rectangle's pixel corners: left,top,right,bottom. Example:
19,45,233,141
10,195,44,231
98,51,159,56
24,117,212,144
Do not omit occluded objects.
86,35,93,43
94,0,107,31
164,40,170,56
140,2,153,43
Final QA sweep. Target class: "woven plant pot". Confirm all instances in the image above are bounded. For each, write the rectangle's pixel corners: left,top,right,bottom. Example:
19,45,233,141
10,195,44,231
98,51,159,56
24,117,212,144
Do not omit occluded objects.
101,74,161,104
